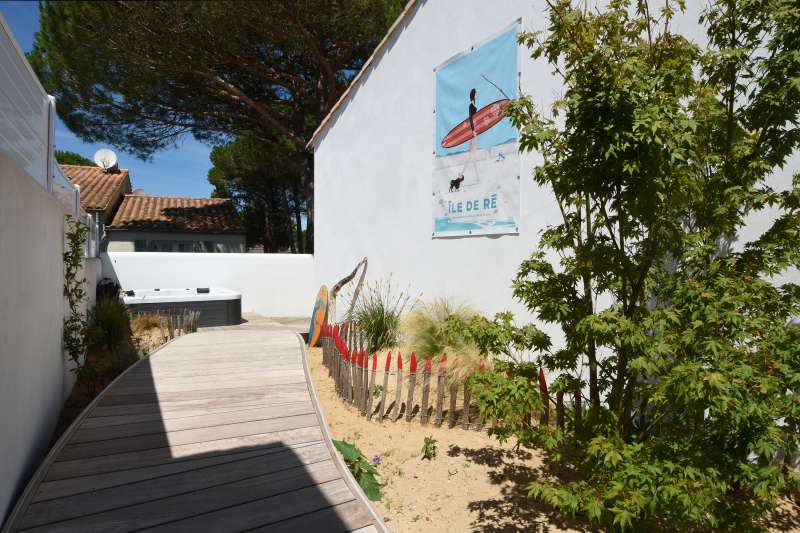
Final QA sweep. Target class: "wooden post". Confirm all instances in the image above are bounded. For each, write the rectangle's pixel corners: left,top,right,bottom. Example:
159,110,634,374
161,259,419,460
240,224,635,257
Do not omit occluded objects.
461,377,471,429
420,358,432,425
405,353,417,422
159,316,166,342
362,346,370,416
392,352,403,421
350,344,358,404
434,354,447,426
539,368,550,426
475,360,486,431
366,353,378,420
556,391,565,432
378,352,391,420
448,379,458,428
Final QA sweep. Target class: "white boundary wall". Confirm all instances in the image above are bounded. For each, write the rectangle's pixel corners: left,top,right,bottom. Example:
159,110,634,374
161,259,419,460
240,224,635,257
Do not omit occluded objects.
101,252,317,317
312,0,798,332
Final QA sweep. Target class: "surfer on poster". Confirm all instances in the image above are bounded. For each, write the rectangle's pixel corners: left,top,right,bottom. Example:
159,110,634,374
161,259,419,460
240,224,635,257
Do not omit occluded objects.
457,88,480,184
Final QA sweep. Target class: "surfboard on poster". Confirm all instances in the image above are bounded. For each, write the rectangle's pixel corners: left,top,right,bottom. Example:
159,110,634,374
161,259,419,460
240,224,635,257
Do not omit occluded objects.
432,21,521,238
307,285,328,347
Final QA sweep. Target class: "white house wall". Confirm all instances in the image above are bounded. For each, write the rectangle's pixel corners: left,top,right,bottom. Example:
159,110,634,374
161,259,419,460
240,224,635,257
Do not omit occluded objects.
312,0,796,338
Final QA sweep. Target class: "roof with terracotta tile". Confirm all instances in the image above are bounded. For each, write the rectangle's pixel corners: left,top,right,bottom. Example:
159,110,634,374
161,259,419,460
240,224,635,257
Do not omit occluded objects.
108,195,244,234
59,164,131,212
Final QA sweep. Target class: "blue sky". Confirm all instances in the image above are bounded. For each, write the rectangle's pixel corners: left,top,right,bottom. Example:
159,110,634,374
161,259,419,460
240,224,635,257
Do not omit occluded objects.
1,1,214,197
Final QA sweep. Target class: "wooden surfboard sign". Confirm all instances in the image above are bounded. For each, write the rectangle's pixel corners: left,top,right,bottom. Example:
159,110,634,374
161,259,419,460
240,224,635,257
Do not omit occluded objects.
307,285,329,347
440,99,510,149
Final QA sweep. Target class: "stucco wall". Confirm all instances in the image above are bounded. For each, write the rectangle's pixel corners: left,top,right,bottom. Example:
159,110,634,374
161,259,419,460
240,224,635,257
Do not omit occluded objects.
101,252,316,317
0,153,67,522
312,0,797,334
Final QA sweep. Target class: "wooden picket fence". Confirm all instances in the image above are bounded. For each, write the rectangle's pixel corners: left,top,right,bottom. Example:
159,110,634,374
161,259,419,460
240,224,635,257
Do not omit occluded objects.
320,322,583,432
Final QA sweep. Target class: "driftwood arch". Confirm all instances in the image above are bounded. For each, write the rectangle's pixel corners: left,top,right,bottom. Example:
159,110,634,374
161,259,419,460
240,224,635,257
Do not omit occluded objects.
329,257,368,324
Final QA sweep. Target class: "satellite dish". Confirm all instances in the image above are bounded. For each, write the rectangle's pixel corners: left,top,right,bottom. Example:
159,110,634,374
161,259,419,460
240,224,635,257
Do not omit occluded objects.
93,148,118,171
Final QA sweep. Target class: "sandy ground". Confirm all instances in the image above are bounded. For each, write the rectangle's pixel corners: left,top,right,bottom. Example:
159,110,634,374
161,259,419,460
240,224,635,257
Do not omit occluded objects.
307,346,586,533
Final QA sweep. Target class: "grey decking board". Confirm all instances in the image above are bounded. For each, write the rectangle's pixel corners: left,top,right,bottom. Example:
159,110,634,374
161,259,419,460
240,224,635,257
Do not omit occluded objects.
46,426,325,481
20,444,333,529
3,328,383,533
34,440,325,502
58,413,321,461
70,401,315,443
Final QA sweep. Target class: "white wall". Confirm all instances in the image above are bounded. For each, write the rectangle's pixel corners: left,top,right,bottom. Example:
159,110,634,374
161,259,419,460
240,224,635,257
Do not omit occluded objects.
101,252,317,317
0,153,68,522
312,0,796,333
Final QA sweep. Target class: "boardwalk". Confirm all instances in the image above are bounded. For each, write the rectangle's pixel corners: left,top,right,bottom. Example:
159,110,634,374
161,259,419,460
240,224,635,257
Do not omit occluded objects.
2,324,384,533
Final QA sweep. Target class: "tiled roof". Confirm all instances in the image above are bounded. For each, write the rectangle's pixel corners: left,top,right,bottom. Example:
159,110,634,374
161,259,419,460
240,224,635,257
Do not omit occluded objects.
59,165,131,212
108,195,244,234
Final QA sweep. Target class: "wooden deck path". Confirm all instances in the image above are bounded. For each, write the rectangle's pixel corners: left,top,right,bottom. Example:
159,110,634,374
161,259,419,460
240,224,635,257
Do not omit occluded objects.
2,325,385,533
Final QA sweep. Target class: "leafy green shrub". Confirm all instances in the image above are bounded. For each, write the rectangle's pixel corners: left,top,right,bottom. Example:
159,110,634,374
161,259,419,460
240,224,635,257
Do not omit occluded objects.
88,298,131,352
63,215,88,377
403,298,482,380
421,436,437,460
372,384,383,399
332,439,381,501
470,361,547,448
352,277,413,353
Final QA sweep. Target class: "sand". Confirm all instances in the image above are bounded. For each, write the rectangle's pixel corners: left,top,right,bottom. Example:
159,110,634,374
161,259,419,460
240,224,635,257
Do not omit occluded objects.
307,346,585,533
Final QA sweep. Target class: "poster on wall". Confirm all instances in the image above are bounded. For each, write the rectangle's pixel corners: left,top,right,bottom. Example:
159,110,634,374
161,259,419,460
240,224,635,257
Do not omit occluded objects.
432,21,521,238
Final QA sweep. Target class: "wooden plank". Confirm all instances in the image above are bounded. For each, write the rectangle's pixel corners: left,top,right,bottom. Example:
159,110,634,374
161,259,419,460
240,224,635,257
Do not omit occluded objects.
391,353,403,422
36,440,325,502
58,413,320,461
366,354,377,420
377,353,391,420
405,355,417,423
434,374,445,426
71,402,315,444
420,359,432,425
448,381,458,428
142,479,354,533
96,384,306,407
253,498,374,533
47,426,324,482
81,400,291,429
462,377,471,429
22,461,343,533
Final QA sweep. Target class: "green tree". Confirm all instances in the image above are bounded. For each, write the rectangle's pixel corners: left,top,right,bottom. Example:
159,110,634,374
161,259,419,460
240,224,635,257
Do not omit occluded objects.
468,0,800,529
55,150,93,166
208,134,303,252
30,0,404,252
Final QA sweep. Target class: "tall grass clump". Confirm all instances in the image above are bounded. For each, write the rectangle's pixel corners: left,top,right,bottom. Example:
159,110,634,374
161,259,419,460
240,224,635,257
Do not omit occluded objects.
352,277,414,353
402,298,484,381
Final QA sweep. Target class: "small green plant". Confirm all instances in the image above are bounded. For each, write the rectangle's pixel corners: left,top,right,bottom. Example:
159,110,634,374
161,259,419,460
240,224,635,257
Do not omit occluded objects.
63,215,89,377
88,298,132,352
332,439,381,501
421,435,437,460
351,276,414,353
372,384,383,399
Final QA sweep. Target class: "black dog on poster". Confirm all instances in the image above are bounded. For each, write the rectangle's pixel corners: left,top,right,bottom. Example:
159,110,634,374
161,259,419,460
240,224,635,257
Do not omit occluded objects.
449,174,465,192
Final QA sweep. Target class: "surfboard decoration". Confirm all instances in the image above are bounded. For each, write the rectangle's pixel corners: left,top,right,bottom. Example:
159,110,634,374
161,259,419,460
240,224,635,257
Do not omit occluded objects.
440,99,510,149
307,285,329,347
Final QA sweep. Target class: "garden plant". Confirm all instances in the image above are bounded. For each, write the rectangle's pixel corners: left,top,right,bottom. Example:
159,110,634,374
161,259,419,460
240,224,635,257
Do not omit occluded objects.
333,439,382,501
464,0,800,530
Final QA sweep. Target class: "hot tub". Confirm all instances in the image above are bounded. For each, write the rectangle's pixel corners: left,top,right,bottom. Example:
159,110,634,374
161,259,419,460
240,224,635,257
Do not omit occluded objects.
122,288,242,327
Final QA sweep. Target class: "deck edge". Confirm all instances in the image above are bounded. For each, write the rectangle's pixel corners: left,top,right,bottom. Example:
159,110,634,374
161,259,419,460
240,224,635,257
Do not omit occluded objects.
0,337,180,533
296,334,389,533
